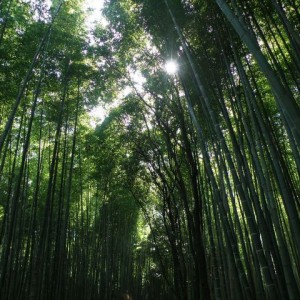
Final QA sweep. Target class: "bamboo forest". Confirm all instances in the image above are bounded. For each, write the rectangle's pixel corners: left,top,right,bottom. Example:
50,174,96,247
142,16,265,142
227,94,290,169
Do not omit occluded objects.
1,0,300,299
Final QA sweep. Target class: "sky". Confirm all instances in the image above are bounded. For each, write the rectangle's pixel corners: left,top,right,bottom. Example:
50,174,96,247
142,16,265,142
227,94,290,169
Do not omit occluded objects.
84,0,107,28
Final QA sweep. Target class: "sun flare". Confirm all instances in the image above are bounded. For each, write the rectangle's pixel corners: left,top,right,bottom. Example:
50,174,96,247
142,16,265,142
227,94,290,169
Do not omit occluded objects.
165,60,178,75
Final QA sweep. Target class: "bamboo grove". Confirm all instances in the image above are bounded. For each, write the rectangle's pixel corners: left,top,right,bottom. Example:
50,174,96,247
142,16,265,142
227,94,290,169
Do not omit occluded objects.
0,0,299,299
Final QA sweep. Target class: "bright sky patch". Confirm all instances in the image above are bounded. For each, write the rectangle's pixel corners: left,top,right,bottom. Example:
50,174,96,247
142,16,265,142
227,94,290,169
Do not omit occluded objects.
84,0,108,28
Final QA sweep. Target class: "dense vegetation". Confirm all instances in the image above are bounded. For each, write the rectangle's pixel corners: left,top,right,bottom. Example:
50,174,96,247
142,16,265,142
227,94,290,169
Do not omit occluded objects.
0,0,299,299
